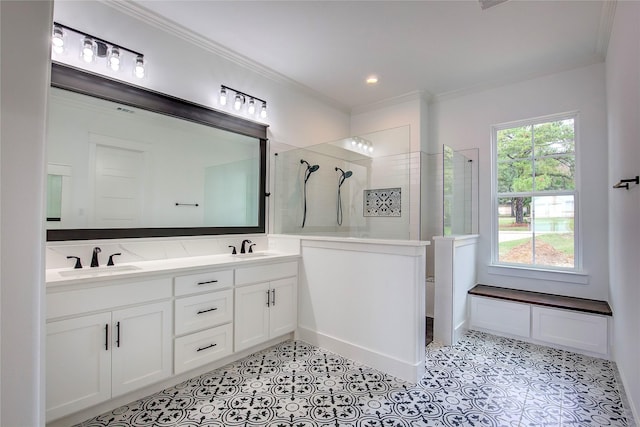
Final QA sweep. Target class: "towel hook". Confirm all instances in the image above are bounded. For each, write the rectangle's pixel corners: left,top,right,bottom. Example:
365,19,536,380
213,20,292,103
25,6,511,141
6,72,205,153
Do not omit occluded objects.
613,176,639,190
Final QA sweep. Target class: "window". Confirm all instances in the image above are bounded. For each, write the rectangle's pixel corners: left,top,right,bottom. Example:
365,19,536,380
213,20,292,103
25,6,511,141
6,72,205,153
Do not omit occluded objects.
493,114,577,270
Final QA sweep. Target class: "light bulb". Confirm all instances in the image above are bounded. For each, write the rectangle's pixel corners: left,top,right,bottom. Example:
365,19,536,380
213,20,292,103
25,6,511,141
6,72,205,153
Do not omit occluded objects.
108,47,121,71
219,87,227,106
351,139,357,146
247,98,256,115
134,55,145,78
81,37,95,63
368,145,374,153
52,25,64,54
358,141,363,148
260,103,267,119
233,94,243,111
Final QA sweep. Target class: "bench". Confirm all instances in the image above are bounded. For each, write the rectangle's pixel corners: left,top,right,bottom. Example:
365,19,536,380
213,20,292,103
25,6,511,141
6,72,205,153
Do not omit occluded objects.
468,284,612,357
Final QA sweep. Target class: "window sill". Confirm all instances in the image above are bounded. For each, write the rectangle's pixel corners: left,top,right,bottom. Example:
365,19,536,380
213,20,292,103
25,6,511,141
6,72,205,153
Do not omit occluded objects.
487,264,588,285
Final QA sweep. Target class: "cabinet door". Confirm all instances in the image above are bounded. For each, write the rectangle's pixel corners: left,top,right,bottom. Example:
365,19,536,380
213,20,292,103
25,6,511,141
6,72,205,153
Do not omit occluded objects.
269,277,297,338
234,282,270,352
46,312,112,422
111,301,172,397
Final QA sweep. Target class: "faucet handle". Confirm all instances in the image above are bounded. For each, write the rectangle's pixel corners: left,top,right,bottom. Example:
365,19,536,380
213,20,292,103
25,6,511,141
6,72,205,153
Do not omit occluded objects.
107,253,122,266
248,243,256,253
66,256,82,269
228,245,237,255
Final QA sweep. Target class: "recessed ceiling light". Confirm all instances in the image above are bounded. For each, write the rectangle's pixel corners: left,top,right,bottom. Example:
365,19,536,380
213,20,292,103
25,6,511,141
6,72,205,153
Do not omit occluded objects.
366,75,379,85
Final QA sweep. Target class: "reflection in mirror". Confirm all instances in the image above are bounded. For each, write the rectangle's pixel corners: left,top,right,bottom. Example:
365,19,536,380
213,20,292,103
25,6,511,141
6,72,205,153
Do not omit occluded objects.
47,64,267,241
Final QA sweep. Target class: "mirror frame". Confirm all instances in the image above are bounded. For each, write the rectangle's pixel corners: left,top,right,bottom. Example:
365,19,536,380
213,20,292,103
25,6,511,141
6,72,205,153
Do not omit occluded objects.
47,62,268,241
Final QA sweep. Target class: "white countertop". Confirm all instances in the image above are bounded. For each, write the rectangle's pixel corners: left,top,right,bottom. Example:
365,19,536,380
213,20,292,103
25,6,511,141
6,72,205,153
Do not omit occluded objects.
46,251,300,288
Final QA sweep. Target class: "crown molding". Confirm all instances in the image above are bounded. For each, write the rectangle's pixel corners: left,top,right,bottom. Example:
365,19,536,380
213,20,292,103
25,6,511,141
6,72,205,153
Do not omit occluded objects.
596,0,617,61
350,90,432,115
432,55,603,104
99,0,350,114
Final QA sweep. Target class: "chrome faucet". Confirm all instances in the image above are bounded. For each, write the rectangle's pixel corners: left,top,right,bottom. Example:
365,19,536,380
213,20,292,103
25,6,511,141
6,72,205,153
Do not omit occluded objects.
240,239,252,254
91,247,101,267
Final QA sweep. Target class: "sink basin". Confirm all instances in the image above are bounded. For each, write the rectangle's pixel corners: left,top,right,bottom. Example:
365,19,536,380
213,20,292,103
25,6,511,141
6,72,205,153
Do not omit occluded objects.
231,252,271,259
58,264,142,277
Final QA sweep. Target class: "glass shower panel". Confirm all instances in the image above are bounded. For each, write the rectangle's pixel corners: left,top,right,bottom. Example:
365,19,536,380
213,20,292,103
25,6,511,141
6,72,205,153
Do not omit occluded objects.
272,126,411,239
443,145,476,236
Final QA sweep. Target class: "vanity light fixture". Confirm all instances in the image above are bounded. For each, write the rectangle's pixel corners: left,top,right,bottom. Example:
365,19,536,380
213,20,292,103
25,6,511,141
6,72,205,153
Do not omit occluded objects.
108,47,121,71
219,85,268,120
134,55,145,79
348,136,374,155
233,94,244,111
81,37,95,63
51,22,146,79
52,25,65,54
219,87,228,106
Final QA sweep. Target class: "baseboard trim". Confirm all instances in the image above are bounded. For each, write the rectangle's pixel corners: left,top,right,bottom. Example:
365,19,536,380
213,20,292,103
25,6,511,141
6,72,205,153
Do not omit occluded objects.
297,327,424,383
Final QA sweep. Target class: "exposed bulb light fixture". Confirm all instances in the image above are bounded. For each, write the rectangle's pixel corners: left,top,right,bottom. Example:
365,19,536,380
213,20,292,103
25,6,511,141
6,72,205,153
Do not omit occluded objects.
81,37,95,63
108,46,121,71
52,25,65,54
219,85,268,120
347,136,374,156
219,87,228,106
52,22,146,79
134,55,145,79
233,94,243,111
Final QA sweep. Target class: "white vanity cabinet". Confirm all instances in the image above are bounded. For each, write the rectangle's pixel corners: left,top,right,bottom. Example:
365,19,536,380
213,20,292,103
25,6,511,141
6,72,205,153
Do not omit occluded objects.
173,269,234,374
46,278,173,422
234,262,298,352
46,255,300,424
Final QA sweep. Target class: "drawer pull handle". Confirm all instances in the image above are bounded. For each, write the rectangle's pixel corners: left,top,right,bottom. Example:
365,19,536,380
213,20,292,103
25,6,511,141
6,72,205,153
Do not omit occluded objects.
105,324,109,351
266,290,270,307
271,289,276,306
196,343,217,352
116,321,121,348
197,279,218,286
196,307,218,315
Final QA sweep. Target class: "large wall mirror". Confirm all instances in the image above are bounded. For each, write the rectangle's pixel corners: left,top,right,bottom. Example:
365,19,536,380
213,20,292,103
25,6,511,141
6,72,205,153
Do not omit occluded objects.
47,63,267,241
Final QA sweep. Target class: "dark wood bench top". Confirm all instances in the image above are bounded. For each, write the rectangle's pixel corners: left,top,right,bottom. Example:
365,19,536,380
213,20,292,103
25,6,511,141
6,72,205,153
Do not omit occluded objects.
469,284,612,316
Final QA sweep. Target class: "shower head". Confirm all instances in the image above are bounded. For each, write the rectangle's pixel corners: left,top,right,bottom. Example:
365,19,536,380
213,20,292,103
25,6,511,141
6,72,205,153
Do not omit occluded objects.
301,159,319,172
335,167,353,186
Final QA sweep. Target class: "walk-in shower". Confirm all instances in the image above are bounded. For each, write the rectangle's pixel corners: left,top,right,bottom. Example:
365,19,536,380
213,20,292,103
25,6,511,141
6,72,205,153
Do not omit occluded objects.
335,167,352,225
300,159,319,228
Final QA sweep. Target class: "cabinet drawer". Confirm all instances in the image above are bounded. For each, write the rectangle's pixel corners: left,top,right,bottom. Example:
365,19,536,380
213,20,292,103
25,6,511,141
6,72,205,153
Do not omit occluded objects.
235,261,298,286
174,269,233,296
175,289,233,335
174,323,233,374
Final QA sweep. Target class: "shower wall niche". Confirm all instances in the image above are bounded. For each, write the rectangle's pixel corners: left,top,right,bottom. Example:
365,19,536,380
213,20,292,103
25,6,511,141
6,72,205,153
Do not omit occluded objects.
272,126,414,239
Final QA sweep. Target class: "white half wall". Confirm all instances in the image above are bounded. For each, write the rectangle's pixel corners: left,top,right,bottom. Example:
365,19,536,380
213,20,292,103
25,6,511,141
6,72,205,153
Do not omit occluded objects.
431,63,609,301
297,237,428,382
605,0,640,419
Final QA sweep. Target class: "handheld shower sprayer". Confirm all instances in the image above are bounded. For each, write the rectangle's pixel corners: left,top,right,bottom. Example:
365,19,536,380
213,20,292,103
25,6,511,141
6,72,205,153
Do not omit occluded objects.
335,167,353,226
300,159,320,228
335,167,353,187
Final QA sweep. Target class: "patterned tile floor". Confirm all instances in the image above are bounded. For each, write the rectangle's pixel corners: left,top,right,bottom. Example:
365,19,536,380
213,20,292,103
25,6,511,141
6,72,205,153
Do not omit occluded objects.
76,331,635,426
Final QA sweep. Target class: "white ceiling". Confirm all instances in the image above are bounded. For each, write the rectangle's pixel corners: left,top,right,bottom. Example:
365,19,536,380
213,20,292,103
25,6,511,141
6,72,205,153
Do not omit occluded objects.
127,1,613,111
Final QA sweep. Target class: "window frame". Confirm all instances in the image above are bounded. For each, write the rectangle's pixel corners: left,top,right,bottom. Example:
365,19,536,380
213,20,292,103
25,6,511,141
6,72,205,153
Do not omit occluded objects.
490,112,582,274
